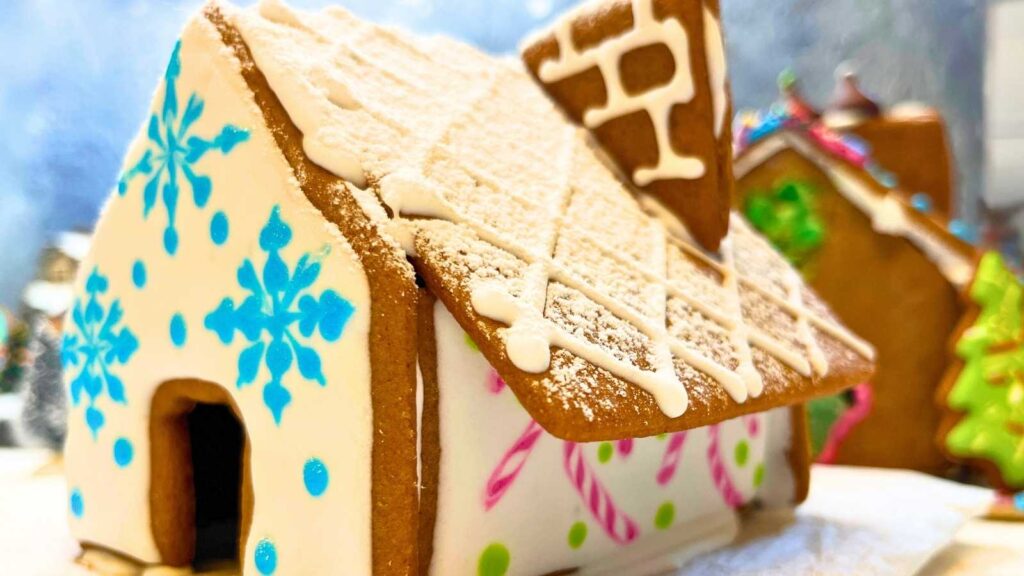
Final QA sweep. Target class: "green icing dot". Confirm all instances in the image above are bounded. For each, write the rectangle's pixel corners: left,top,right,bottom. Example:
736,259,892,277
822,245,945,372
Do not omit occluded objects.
734,440,750,467
478,543,510,576
657,433,667,441
597,442,614,463
567,521,587,549
754,463,765,488
655,501,675,530
464,333,479,351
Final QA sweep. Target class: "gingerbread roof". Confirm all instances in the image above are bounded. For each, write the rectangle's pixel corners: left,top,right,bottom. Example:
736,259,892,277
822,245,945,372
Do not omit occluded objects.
228,0,873,440
734,121,977,289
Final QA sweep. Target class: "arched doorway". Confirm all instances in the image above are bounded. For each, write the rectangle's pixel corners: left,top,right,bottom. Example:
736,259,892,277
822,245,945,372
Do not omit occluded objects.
149,380,253,570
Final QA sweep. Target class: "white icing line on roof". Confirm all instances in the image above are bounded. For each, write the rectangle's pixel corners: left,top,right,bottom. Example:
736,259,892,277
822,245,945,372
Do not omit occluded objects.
703,6,728,139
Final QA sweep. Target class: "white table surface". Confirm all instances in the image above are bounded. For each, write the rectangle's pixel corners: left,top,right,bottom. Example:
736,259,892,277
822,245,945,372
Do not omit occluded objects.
1,449,1022,575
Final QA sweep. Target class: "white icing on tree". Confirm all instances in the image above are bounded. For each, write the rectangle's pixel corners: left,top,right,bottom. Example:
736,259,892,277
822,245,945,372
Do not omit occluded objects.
537,0,706,185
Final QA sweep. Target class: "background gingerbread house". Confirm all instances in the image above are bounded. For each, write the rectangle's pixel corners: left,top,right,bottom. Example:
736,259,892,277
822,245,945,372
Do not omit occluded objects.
733,78,976,475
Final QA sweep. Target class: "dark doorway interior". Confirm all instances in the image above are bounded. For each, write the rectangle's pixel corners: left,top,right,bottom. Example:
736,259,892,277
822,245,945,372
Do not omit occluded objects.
187,403,243,568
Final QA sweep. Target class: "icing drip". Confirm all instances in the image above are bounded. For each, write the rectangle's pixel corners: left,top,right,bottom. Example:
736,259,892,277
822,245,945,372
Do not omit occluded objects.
702,7,728,138
537,0,705,184
718,236,764,397
785,269,829,375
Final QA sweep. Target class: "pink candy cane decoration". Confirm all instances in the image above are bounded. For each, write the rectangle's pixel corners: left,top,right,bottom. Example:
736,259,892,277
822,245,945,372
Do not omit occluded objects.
745,415,760,438
483,420,544,510
486,370,506,395
616,438,634,457
656,431,689,486
817,384,873,464
564,442,640,544
707,424,745,508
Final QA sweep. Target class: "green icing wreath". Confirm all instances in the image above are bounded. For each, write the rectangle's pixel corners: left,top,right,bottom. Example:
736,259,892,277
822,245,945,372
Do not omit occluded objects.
743,180,826,270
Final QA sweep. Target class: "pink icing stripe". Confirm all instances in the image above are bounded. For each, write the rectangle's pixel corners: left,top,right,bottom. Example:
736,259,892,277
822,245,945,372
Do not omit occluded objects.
483,420,545,510
745,415,760,438
817,383,873,464
486,370,506,394
563,442,640,544
616,438,634,457
656,432,689,486
707,424,745,508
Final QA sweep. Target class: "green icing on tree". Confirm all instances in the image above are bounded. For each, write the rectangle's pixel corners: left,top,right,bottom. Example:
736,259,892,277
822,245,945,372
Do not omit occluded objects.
478,543,510,576
567,521,588,549
743,180,826,270
946,252,1024,488
597,442,613,463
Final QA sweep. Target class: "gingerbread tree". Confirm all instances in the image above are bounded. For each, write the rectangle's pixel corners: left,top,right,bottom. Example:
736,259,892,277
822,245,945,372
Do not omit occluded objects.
942,251,1024,490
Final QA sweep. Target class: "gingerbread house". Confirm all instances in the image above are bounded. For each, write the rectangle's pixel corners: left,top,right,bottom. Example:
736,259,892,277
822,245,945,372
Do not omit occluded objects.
733,80,976,475
62,1,874,574
823,68,958,217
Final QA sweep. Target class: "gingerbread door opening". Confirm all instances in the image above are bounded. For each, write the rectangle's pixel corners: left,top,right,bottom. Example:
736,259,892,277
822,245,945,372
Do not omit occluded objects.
149,380,253,569
189,402,244,568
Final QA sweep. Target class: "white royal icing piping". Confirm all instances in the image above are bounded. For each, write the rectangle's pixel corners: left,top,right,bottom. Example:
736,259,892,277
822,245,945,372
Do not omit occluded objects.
240,0,875,419
703,6,728,139
537,0,706,185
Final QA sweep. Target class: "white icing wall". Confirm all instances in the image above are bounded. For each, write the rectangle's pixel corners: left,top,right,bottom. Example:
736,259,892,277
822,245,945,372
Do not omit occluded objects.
430,303,793,575
62,16,374,576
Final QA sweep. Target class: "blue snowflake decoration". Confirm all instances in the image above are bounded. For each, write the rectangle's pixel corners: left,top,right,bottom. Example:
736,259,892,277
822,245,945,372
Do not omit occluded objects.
61,269,139,438
205,207,355,424
118,40,250,255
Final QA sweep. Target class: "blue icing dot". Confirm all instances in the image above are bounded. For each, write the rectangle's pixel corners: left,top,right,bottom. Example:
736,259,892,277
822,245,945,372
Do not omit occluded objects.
254,538,278,575
910,193,932,213
211,211,229,245
170,314,187,347
70,489,84,518
1015,492,1024,511
303,458,329,497
132,261,147,288
113,437,134,467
